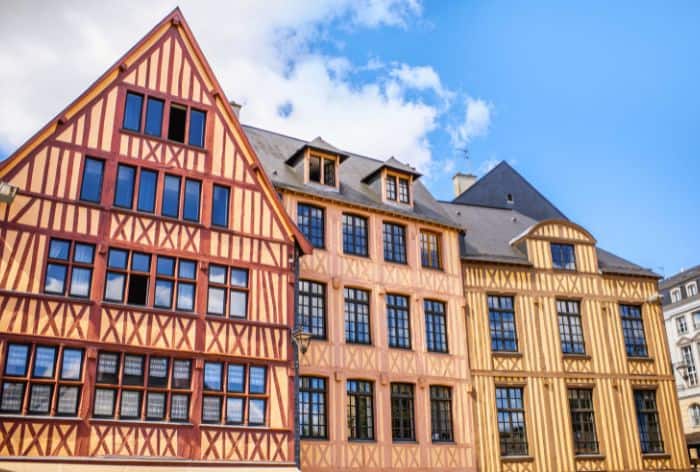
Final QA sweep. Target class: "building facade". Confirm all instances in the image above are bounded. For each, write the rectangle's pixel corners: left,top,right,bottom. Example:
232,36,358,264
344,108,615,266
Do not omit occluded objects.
661,265,700,457
442,163,690,472
245,126,477,471
0,9,309,471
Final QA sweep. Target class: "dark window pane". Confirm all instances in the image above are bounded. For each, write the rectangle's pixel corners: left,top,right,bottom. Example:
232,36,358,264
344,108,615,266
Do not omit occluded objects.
347,380,374,440
202,396,221,423
425,300,448,353
1,382,24,412
156,256,175,276
137,169,157,213
172,360,191,389
162,175,181,218
297,204,325,248
398,178,410,203
60,349,83,380
497,387,528,456
32,346,57,378
309,155,321,183
551,243,577,271
386,175,397,201
204,362,223,391
49,239,70,260
148,358,169,387
430,386,453,442
107,249,128,269
557,300,585,354
74,243,94,264
93,388,116,417
299,280,326,339
96,353,120,384
70,267,92,297
168,105,187,143
489,296,518,352
226,397,244,424
387,294,411,349
56,386,80,415
80,158,104,203
188,109,206,147
420,231,441,269
123,92,143,131
120,390,141,419
249,398,266,425
123,354,144,385
5,344,29,376
212,185,230,227
183,179,201,222
299,376,327,439
127,273,149,305
249,366,266,394
345,287,371,345
29,384,52,413
568,388,599,454
620,305,648,358
44,263,67,294
342,214,368,257
227,364,245,393
114,165,136,208
383,223,407,264
144,98,164,137
391,383,415,441
146,392,166,420
323,158,335,186
634,390,664,453
170,394,189,421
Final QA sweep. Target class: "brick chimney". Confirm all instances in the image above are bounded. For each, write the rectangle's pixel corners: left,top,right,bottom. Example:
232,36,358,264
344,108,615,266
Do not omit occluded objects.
453,172,477,197
230,101,242,118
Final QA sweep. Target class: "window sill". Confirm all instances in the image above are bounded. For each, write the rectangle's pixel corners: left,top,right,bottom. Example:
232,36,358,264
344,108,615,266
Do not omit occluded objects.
0,414,82,422
575,454,605,460
427,350,451,356
392,439,418,445
431,440,456,445
388,346,413,351
346,342,373,347
421,266,444,272
641,452,670,459
384,260,409,267
493,351,522,358
90,418,194,427
300,437,330,442
501,455,534,463
348,439,376,443
119,128,207,154
101,302,199,319
628,356,655,363
562,353,592,360
342,252,371,260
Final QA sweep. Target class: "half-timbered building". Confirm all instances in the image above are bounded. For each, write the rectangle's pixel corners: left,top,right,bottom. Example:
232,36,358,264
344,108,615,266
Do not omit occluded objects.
0,8,310,471
442,162,690,472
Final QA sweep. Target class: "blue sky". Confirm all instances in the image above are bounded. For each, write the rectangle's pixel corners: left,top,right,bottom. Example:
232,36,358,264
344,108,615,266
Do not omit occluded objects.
1,1,697,276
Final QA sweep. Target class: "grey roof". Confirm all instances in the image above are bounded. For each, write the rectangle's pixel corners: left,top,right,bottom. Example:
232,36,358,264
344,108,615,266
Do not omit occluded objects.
242,124,459,229
453,161,567,221
660,264,700,290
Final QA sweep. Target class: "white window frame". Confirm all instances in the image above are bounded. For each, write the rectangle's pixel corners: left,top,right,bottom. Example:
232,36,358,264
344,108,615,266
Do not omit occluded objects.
671,288,682,304
691,404,700,427
682,345,698,387
678,315,689,335
687,282,698,298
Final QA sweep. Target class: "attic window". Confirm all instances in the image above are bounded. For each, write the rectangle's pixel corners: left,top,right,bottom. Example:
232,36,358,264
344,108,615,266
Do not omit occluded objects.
386,175,410,204
507,193,514,204
308,154,336,187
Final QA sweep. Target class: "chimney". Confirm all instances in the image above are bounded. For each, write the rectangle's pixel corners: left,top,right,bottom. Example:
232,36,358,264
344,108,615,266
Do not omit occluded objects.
230,101,242,118
453,172,477,197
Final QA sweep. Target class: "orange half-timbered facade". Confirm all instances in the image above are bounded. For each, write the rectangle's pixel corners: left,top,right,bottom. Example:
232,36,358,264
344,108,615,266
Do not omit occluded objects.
0,8,309,471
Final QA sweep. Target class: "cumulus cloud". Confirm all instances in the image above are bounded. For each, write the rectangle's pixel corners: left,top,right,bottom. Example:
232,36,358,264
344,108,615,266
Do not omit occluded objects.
0,0,444,171
450,97,493,147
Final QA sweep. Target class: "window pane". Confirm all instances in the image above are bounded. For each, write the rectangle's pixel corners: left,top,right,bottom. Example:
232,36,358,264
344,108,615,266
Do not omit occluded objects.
80,158,104,203
61,349,83,380
226,397,244,424
168,105,187,143
148,358,169,387
5,344,29,376
32,346,57,378
231,268,248,287
114,165,136,208
137,169,158,213
108,249,128,269
227,365,245,393
146,392,166,420
28,387,54,416
123,92,143,131
56,386,80,415
120,390,141,418
249,366,266,394
179,260,196,280
44,263,67,294
156,256,175,276
105,272,125,302
309,155,321,183
249,399,266,425
188,109,206,147
132,252,151,272
176,283,195,311
298,204,324,248
202,396,221,423
123,355,144,385
1,382,24,412
162,175,181,218
208,287,225,315
386,175,397,200
96,353,119,384
204,362,223,391
69,267,92,297
172,360,191,389
230,290,247,318
170,394,189,421
93,388,116,417
323,158,335,186
209,265,227,284
49,239,70,260
212,185,230,227
127,274,149,306
154,279,173,308
144,97,164,137
183,179,201,222
74,243,94,264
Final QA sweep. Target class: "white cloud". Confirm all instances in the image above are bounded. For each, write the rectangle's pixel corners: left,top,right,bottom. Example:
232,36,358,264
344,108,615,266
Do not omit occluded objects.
478,158,499,175
450,97,493,147
0,0,444,171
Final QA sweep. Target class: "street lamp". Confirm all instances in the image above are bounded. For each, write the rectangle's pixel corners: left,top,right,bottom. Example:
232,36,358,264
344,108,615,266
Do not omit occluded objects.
291,328,312,355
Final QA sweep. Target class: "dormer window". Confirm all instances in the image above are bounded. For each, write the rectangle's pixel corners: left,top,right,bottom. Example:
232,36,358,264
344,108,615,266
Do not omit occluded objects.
386,175,410,204
551,243,576,271
308,154,336,187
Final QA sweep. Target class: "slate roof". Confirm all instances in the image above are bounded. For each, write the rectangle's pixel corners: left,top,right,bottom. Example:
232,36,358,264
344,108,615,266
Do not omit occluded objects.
242,124,459,229
441,162,658,278
660,264,700,290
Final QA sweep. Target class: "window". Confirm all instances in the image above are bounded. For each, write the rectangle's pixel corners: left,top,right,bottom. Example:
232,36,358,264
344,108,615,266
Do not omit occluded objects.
551,243,576,271
387,294,411,349
168,104,187,143
154,257,197,312
93,352,191,421
677,316,688,335
308,154,336,187
299,376,327,439
425,300,448,353
671,288,682,304
383,222,407,264
79,157,104,203
695,312,700,330
212,184,230,228
391,383,415,441
188,109,206,147
202,362,267,425
104,248,151,306
0,343,84,416
688,282,698,298
568,389,599,455
44,239,95,298
207,265,249,318
342,214,368,256
682,345,698,386
634,390,664,454
690,404,700,427
488,296,518,352
297,203,325,249
496,387,528,456
420,231,441,269
113,164,136,209
430,386,453,442
345,288,371,345
620,305,648,358
144,97,164,137
347,380,374,440
299,280,326,339
161,174,181,218
398,178,410,204
123,92,143,132
137,169,158,213
557,300,585,354
183,179,201,222
386,175,397,201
